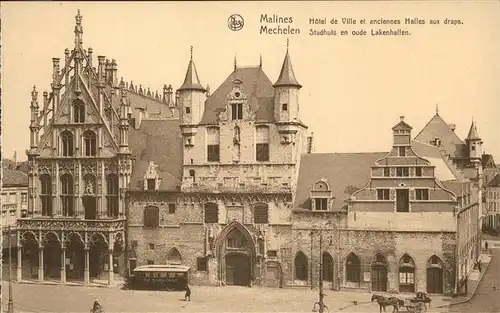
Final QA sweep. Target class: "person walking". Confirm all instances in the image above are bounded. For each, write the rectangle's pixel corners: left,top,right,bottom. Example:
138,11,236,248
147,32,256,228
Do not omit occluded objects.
485,241,489,252
185,284,191,302
91,298,103,313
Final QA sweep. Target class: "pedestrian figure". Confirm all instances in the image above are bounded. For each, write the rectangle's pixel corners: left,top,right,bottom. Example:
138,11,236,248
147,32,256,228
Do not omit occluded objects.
185,284,191,301
485,241,488,251
91,299,103,313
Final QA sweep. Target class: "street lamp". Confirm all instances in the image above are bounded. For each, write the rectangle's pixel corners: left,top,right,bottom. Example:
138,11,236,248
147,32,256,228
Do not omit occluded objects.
312,221,334,313
8,225,15,313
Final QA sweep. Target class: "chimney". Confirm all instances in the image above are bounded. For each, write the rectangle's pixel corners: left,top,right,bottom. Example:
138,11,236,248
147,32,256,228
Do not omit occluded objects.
448,124,456,132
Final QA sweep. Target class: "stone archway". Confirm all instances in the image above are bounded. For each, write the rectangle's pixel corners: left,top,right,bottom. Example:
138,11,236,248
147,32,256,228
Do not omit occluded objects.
21,232,39,280
89,233,108,280
65,232,85,281
216,221,256,287
43,232,61,280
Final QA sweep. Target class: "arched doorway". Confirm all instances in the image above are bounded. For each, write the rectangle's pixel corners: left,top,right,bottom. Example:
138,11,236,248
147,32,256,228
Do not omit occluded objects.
21,232,39,280
345,253,361,287
43,233,61,280
427,255,444,294
89,234,108,280
225,253,251,286
399,254,415,293
322,252,334,282
294,251,308,282
216,221,255,287
371,253,388,292
167,248,182,265
66,233,85,281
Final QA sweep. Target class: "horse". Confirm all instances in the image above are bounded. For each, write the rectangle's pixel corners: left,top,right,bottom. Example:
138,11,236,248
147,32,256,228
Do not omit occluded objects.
371,294,403,313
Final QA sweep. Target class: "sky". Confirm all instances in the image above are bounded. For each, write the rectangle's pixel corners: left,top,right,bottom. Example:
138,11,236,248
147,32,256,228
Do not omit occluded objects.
2,1,500,162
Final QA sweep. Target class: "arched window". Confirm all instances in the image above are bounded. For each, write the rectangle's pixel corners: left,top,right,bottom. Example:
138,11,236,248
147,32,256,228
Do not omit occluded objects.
294,251,308,281
204,202,218,223
346,253,361,284
167,248,182,264
60,174,74,217
144,206,159,227
189,169,196,182
256,126,270,162
399,254,416,293
61,130,74,157
73,99,85,123
254,203,269,224
107,174,119,218
226,228,248,249
83,130,97,156
322,252,334,282
40,175,52,216
371,253,388,292
427,255,444,294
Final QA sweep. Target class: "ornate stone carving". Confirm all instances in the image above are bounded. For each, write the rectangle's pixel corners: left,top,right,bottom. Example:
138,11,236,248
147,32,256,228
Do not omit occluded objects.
81,160,97,176
38,161,51,175
59,160,73,175
104,160,118,175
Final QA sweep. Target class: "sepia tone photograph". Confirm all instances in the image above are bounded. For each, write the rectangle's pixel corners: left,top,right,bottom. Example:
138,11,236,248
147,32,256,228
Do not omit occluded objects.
1,1,499,313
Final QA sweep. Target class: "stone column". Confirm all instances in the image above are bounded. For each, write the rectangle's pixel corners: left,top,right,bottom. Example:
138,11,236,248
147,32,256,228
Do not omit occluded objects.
61,248,66,284
38,246,44,282
108,249,114,286
84,248,90,284
17,245,22,282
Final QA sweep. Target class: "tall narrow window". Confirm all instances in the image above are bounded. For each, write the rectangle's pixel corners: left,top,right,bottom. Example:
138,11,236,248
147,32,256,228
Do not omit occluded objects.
73,100,85,123
107,174,119,218
60,174,74,217
415,167,422,177
231,103,243,120
189,169,196,182
398,146,406,157
61,130,74,157
282,103,288,111
294,251,308,281
254,203,269,224
256,126,270,162
383,167,390,177
396,189,410,212
144,206,160,227
83,130,97,156
204,202,219,223
147,179,156,191
40,175,52,216
207,127,220,162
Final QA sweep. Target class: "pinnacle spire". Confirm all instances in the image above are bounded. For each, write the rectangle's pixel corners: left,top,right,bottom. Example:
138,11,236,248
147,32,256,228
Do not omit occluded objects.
74,10,83,51
274,39,301,89
436,103,439,115
178,46,206,92
234,55,237,70
466,120,481,141
260,54,262,68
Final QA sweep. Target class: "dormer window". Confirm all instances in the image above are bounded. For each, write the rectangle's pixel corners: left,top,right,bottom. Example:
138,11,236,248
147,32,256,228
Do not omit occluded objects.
144,161,161,191
231,103,243,120
310,180,332,211
398,146,406,157
73,99,85,123
434,138,441,147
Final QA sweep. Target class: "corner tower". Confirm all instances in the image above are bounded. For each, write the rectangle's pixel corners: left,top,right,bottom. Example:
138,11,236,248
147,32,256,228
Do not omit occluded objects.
178,46,207,126
466,120,483,163
273,39,302,123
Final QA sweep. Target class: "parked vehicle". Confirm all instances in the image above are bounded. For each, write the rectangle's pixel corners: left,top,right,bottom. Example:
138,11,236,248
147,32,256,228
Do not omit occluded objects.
125,264,190,291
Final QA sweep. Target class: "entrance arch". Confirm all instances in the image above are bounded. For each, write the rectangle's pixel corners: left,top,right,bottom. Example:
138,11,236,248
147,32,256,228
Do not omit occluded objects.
216,221,256,287
21,232,39,280
225,252,251,286
43,232,61,280
371,253,388,292
427,255,444,294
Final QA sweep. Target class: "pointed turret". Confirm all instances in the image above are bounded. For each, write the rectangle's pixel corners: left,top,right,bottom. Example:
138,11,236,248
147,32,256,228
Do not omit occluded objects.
466,121,481,141
178,46,206,92
274,39,301,89
466,119,483,162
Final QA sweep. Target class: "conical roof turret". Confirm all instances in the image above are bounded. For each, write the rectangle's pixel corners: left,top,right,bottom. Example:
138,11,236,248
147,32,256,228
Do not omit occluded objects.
273,40,301,89
466,120,481,141
178,46,206,92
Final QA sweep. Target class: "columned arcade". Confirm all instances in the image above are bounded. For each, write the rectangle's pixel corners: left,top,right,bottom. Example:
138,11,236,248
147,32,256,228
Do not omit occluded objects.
16,219,125,286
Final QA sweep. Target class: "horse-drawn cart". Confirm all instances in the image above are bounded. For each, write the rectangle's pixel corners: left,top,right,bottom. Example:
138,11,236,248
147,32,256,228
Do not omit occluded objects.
402,297,430,313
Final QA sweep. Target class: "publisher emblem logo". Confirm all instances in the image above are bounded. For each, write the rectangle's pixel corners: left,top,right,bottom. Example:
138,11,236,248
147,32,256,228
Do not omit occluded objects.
228,14,244,31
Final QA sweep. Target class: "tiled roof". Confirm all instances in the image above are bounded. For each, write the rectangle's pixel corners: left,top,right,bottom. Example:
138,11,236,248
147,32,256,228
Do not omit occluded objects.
127,92,174,119
482,154,495,168
2,169,28,187
128,120,183,190
487,173,500,187
294,152,386,210
200,66,275,124
466,121,481,140
414,113,467,159
178,59,206,92
294,140,460,210
273,51,301,88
